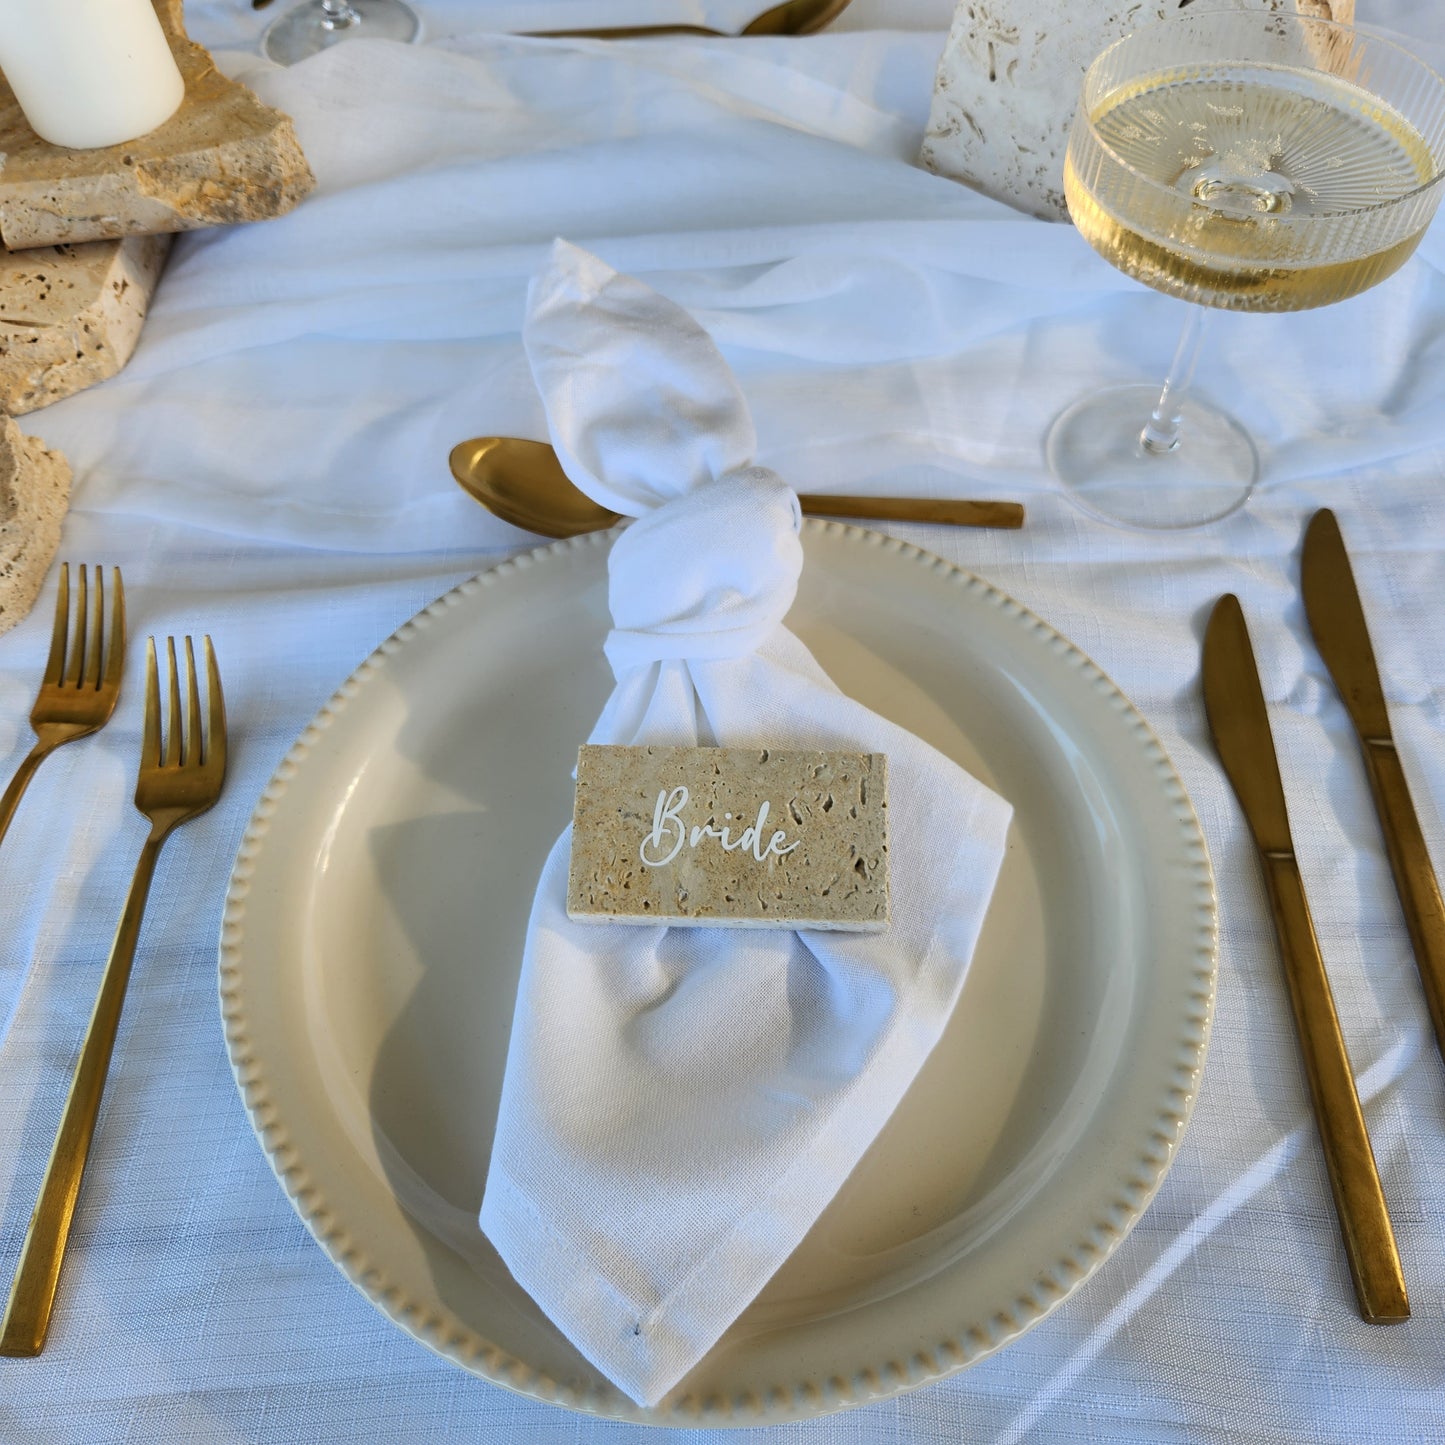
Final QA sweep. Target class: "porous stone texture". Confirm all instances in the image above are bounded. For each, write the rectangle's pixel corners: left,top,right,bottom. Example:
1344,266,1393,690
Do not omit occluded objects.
921,0,1356,222
568,745,890,932
0,416,71,637
0,232,170,415
0,0,315,250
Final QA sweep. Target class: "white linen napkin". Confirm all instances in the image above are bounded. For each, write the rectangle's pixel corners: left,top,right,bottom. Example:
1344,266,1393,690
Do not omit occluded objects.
479,240,1012,1407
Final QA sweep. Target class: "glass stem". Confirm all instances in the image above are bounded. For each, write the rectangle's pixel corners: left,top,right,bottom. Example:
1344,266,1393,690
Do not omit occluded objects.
321,0,361,28
1140,306,1207,455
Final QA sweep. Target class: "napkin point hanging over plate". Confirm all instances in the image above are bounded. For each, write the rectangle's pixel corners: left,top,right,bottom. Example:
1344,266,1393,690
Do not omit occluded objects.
480,239,1012,1408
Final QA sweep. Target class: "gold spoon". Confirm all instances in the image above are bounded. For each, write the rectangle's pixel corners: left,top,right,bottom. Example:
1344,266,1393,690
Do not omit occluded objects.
523,0,851,40
449,436,1026,537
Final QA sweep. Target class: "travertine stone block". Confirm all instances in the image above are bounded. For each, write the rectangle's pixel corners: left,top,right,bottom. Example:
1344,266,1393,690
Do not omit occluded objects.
568,745,890,931
0,0,315,250
0,233,170,415
921,0,1355,221
0,416,71,636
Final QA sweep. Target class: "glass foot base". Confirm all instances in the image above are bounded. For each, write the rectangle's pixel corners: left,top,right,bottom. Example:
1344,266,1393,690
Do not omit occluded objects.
264,0,420,64
1046,384,1258,531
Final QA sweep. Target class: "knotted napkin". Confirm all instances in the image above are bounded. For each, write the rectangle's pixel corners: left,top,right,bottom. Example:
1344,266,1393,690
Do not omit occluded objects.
480,240,1012,1406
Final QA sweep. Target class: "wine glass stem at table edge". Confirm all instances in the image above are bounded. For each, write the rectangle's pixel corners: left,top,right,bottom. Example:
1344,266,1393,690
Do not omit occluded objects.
320,1,360,29
262,0,421,64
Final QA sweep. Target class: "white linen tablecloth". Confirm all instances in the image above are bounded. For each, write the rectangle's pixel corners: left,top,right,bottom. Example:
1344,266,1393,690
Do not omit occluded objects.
1,1,1442,1439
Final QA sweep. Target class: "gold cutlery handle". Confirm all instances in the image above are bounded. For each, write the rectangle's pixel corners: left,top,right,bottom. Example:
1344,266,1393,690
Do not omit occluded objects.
796,495,1026,529
1260,851,1409,1323
1360,739,1445,1066
0,742,50,854
523,22,722,36
0,834,165,1356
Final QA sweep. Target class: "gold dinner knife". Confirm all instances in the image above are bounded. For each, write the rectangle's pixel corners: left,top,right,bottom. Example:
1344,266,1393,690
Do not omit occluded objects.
1202,593,1409,1323
1301,508,1445,1069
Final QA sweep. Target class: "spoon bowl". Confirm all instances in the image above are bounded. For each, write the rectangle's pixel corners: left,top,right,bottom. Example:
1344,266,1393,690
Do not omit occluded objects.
449,437,620,537
449,436,1026,536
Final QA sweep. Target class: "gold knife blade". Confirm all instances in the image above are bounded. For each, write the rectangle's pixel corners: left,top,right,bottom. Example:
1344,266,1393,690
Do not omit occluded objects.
1301,510,1391,742
1202,595,1292,857
1202,593,1408,1323
1301,508,1445,1068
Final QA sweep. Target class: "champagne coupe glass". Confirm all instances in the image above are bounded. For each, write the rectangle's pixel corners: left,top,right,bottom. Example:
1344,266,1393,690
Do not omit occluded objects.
263,0,420,65
1048,10,1445,530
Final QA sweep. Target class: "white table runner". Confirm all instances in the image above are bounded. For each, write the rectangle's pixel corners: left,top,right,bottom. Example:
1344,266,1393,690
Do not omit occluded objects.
0,2,1441,1439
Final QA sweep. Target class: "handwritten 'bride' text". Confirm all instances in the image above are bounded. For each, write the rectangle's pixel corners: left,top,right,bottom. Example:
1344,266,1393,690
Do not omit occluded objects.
640,785,801,869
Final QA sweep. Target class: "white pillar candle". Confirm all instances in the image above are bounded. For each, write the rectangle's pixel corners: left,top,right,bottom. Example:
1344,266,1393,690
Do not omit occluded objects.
0,0,186,151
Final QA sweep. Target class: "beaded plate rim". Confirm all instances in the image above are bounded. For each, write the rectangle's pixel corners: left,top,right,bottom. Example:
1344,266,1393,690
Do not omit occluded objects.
218,522,1217,1426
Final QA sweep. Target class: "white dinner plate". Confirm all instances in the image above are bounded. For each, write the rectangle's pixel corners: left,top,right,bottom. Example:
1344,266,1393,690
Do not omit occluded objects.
220,523,1215,1426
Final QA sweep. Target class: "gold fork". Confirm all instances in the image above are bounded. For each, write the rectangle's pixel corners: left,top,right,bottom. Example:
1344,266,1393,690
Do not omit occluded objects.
0,565,126,852
0,636,227,1356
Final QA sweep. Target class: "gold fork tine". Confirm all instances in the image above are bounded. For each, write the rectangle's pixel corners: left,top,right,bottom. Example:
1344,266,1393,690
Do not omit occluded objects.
41,564,69,688
183,638,202,769
1,634,226,1355
64,566,87,689
163,638,182,769
204,637,226,778
104,571,126,692
1,565,126,855
83,569,105,692
141,638,161,772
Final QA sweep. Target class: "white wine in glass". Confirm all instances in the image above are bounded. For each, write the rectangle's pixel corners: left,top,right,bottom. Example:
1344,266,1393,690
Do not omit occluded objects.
1048,11,1445,529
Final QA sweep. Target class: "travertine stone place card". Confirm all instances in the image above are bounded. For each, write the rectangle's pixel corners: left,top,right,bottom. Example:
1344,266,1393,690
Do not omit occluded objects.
568,745,890,931
0,0,314,250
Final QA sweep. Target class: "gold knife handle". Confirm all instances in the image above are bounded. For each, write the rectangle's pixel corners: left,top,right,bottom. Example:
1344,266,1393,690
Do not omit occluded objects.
1360,739,1445,1066
1260,851,1409,1323
796,495,1026,529
0,834,164,1356
521,22,722,36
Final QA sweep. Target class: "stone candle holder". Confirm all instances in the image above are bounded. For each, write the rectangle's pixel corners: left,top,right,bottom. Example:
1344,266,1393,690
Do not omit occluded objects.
0,0,315,414
0,234,170,416
0,0,314,250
